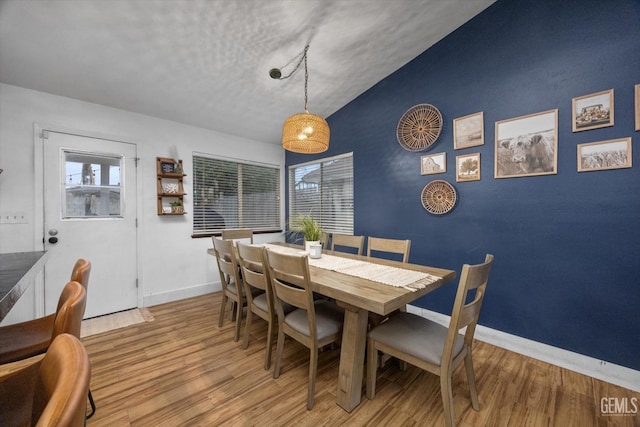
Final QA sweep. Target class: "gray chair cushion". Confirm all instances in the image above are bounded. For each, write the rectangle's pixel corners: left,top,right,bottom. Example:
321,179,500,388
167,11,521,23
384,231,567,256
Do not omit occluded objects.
368,312,464,366
253,293,269,312
284,301,344,340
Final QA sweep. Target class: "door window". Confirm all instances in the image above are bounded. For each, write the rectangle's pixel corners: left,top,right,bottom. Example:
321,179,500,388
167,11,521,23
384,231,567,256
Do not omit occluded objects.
63,151,124,218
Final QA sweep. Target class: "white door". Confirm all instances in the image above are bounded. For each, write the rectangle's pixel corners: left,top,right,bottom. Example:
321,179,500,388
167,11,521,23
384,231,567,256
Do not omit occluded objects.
43,130,138,318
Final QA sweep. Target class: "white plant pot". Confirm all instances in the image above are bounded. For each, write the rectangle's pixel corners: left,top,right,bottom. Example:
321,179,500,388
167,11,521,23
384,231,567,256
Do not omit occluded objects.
305,240,320,252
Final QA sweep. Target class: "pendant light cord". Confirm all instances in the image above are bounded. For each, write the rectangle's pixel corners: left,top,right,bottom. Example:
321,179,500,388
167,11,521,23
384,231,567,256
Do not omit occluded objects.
275,45,310,111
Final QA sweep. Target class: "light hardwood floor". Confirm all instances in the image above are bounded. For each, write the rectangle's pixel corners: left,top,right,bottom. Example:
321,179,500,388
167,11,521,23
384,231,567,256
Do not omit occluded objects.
82,293,639,426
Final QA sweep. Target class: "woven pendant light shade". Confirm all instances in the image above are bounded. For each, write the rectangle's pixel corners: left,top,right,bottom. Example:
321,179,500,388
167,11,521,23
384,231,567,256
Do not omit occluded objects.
282,111,330,153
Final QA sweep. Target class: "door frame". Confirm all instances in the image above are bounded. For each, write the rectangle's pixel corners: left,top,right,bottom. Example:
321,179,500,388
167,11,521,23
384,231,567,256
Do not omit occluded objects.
33,122,143,317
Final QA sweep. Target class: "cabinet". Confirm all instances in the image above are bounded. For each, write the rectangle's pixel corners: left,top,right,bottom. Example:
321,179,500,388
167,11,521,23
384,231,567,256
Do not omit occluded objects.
156,157,187,215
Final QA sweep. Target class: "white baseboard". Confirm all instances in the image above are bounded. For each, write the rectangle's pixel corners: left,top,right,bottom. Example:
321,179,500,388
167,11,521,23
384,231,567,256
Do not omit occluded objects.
143,282,221,307
406,305,640,393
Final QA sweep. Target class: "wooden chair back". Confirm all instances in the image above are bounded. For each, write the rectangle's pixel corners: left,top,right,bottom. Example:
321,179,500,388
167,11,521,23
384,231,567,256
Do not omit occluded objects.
264,250,316,337
222,228,254,243
212,236,242,294
444,254,494,362
236,242,272,302
32,334,91,427
367,236,411,263
331,233,365,255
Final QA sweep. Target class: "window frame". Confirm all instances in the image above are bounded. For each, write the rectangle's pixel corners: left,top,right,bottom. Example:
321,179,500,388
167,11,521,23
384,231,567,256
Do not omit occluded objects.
192,153,281,237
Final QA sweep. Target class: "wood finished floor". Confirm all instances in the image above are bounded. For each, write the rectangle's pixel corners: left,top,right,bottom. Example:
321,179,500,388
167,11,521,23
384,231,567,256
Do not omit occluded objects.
82,293,639,426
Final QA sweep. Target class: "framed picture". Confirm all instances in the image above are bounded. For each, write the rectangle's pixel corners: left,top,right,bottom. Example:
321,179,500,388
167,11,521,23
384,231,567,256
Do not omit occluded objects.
572,89,614,132
161,161,175,174
577,137,631,172
453,111,484,150
635,84,639,131
456,153,480,182
421,152,446,175
495,109,558,179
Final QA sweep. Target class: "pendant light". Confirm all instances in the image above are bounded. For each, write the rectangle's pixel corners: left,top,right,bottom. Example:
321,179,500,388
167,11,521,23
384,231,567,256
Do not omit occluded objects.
270,45,330,154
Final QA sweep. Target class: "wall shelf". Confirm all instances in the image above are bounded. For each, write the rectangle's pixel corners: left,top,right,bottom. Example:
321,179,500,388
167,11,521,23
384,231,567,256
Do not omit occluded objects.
156,157,187,215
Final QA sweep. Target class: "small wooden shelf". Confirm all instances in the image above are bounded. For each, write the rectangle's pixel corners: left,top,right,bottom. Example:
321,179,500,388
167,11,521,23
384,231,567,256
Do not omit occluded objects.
157,157,186,215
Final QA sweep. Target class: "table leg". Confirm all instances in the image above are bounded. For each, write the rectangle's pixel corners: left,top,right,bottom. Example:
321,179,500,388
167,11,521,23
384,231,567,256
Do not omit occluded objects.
336,303,368,412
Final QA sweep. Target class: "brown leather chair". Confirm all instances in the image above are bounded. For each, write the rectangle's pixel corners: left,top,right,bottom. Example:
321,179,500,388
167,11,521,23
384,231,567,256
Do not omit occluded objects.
0,281,86,364
0,259,91,363
0,333,91,427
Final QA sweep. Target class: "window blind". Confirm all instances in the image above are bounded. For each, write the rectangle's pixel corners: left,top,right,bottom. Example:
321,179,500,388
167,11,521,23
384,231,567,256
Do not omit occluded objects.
288,153,354,235
193,155,280,235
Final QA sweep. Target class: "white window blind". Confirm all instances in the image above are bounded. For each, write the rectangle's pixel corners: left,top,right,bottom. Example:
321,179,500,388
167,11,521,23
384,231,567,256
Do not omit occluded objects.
288,153,354,234
193,155,280,235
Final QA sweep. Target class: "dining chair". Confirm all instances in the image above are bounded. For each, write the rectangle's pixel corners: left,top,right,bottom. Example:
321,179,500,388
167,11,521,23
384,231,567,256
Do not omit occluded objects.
213,237,262,341
366,254,494,427
236,242,288,370
367,236,411,263
265,248,344,410
0,333,91,427
0,280,87,364
222,228,254,243
366,236,411,330
70,258,92,291
331,233,365,255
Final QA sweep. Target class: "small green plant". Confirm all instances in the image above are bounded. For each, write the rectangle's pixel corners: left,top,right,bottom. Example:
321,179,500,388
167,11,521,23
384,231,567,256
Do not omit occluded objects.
170,200,182,207
289,215,323,241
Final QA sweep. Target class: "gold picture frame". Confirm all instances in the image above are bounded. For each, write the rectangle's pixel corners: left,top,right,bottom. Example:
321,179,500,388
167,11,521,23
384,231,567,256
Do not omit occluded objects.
577,137,631,172
572,89,614,132
453,111,484,150
495,109,558,179
456,153,480,182
420,152,446,175
635,84,639,131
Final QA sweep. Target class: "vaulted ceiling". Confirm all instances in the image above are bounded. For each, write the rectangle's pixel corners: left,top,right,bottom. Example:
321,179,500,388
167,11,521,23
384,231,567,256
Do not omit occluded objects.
0,0,495,144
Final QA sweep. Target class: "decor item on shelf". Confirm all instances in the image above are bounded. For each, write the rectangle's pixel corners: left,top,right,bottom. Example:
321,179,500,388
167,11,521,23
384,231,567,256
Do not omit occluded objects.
289,215,324,251
163,183,179,194
397,104,443,151
421,179,457,215
270,44,329,154
170,200,184,214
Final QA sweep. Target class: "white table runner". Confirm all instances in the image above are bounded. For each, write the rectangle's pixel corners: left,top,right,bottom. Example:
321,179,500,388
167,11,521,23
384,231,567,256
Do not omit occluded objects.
263,244,440,291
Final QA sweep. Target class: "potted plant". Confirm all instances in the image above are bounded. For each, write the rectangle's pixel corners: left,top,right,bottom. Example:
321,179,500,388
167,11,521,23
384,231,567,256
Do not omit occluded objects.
170,200,183,214
289,215,324,251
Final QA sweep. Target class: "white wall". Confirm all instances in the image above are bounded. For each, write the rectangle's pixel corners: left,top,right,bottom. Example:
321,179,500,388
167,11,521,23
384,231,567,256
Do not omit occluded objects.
0,83,285,309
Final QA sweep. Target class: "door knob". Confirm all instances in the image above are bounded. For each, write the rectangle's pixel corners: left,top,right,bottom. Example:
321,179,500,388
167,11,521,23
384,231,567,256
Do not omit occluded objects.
48,237,58,244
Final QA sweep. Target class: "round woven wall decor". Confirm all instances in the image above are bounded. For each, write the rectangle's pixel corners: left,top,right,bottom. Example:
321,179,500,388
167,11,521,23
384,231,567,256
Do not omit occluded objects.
396,104,443,151
421,179,457,215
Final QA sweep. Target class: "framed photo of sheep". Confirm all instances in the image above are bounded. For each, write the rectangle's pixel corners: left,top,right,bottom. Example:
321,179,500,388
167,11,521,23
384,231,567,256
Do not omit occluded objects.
577,137,631,172
453,111,484,150
456,153,480,182
572,89,614,132
421,152,446,175
494,109,558,179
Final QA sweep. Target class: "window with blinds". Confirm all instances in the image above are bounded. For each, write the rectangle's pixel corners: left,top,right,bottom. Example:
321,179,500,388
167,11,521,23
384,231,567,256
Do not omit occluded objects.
193,155,280,235
288,152,354,235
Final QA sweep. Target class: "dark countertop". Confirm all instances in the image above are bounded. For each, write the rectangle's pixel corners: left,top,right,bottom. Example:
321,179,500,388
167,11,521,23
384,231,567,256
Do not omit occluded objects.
0,251,49,321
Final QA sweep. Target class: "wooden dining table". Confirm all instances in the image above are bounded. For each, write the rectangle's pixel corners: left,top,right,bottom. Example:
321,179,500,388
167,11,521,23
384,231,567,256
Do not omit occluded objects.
299,246,456,412
207,242,456,412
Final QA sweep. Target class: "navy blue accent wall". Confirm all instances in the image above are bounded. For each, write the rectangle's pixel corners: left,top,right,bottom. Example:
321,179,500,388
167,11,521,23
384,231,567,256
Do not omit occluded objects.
286,0,640,370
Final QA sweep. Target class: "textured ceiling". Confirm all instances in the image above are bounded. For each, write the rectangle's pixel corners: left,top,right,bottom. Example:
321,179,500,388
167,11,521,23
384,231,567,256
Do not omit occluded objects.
0,0,495,144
